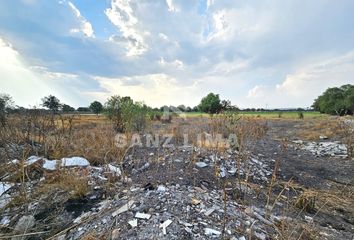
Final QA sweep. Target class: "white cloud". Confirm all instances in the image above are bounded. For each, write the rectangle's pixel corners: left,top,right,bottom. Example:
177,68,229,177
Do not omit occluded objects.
68,1,94,38
247,85,267,98
90,74,200,107
166,0,178,12
105,0,147,56
277,51,354,97
0,38,88,107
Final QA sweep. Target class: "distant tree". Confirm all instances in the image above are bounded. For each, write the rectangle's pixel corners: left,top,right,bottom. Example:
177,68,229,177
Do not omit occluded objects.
177,105,186,112
186,106,192,112
77,107,90,112
42,95,60,113
0,94,14,126
312,84,354,115
61,104,75,113
198,93,222,114
89,101,103,115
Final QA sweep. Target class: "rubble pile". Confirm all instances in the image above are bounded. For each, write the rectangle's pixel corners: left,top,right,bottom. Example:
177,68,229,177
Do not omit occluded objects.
292,140,348,158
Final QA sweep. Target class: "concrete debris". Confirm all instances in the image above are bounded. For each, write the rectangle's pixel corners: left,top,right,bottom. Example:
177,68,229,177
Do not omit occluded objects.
128,219,138,228
160,219,172,234
107,164,122,176
112,200,135,217
135,212,151,220
195,162,208,168
61,157,90,167
293,140,348,158
204,227,221,236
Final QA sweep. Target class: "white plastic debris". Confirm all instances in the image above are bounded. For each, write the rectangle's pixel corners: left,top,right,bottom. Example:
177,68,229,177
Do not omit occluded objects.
195,162,208,168
135,212,151,220
112,200,135,217
204,228,221,236
43,160,58,171
128,219,138,228
107,164,121,176
0,182,13,196
160,219,172,235
61,157,90,167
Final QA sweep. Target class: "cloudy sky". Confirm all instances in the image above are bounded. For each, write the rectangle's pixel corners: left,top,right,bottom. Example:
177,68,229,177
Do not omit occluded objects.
1,0,353,108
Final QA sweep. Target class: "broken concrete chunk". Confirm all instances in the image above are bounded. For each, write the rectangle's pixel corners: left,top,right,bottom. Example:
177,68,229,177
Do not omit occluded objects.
108,164,121,176
61,157,90,167
112,200,135,217
204,227,221,236
128,219,138,228
135,212,151,220
43,160,58,171
195,162,208,168
160,219,172,235
191,198,201,205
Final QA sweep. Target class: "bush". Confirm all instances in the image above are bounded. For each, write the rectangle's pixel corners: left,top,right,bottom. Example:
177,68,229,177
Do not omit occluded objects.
198,93,222,114
104,96,149,132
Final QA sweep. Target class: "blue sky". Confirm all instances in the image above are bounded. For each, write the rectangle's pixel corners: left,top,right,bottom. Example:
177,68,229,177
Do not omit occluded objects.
0,0,353,108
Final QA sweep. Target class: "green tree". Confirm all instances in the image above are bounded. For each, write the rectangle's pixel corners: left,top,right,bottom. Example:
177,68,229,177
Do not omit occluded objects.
61,104,75,112
42,95,60,113
0,94,14,126
198,93,222,114
312,84,354,115
89,101,103,115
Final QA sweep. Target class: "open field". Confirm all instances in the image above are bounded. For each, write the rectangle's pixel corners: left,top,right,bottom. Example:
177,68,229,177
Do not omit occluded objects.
0,113,353,239
185,111,326,119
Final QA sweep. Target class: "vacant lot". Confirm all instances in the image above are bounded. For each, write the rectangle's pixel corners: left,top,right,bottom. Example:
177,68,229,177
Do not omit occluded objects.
0,113,353,239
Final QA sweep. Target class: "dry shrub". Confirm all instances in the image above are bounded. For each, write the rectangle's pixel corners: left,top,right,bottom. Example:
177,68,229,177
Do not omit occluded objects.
294,190,317,213
42,168,89,199
275,219,319,240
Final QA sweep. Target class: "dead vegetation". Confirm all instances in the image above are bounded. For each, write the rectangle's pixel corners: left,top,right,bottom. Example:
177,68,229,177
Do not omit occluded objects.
0,112,353,239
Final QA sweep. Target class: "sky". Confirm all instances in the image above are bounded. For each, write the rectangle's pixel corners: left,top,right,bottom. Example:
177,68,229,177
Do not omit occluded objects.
0,0,354,109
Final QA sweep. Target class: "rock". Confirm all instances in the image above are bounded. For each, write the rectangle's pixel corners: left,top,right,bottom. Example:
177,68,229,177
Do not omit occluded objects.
204,227,221,236
239,236,246,240
13,215,35,234
160,219,172,234
135,212,151,219
112,200,135,217
128,219,138,228
195,162,208,168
